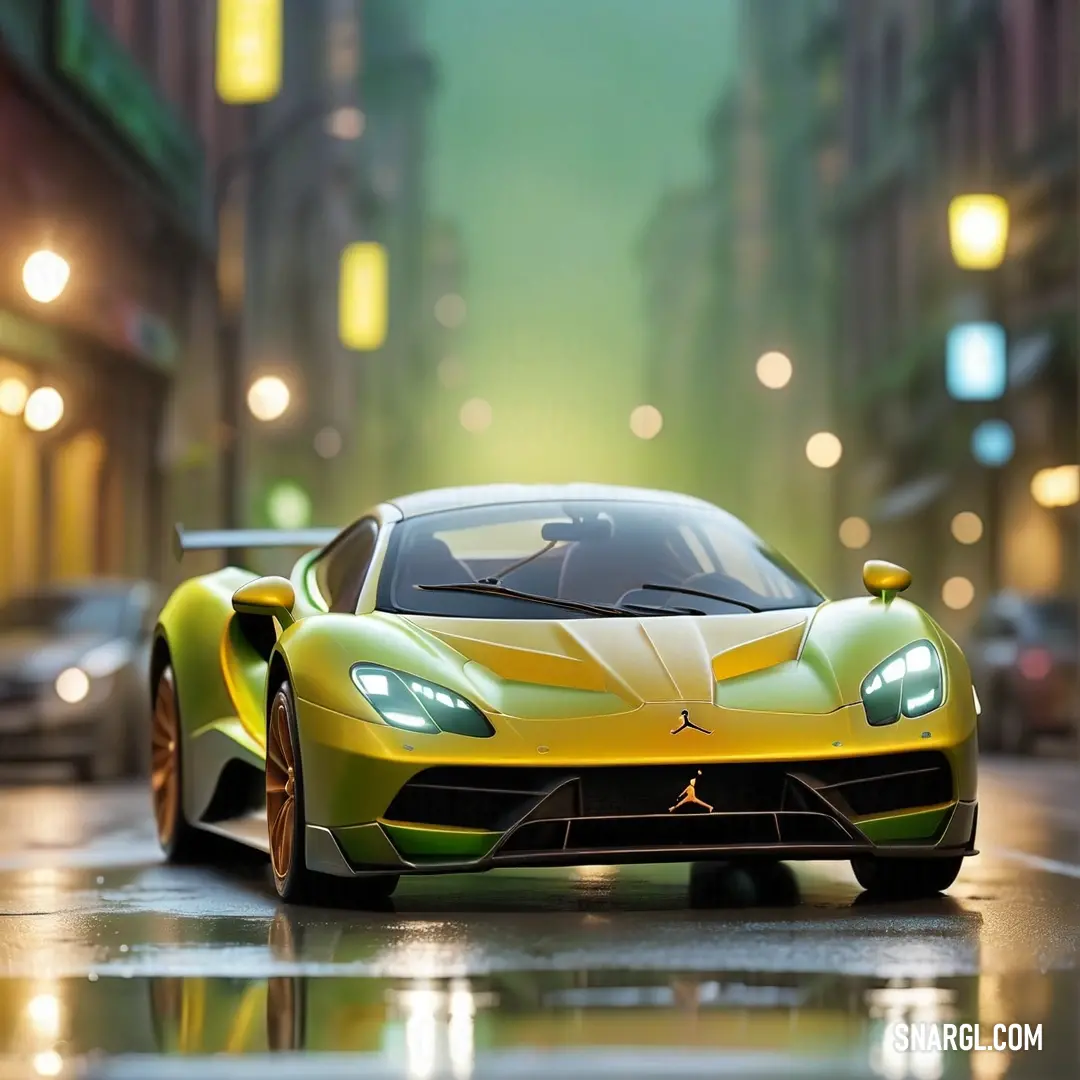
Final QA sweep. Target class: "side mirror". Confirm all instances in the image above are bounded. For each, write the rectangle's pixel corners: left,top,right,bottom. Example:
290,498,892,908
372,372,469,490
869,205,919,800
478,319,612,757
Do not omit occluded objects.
233,576,296,628
863,560,912,602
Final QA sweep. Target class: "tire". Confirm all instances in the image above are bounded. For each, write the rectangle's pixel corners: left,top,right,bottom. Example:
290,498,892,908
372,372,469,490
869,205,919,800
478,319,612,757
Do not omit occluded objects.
267,679,399,907
851,855,964,898
152,662,213,862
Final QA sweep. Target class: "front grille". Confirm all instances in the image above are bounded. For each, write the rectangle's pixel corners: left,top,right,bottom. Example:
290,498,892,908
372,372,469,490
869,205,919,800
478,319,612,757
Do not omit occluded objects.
384,751,954,835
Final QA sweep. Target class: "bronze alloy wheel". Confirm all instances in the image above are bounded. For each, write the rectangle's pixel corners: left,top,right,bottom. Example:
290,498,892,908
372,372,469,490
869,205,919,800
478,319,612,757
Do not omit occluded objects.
151,667,180,848
267,689,297,885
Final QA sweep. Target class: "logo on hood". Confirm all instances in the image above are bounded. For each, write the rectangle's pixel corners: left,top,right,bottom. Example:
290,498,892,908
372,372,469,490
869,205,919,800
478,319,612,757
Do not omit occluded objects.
670,709,712,736
669,770,713,813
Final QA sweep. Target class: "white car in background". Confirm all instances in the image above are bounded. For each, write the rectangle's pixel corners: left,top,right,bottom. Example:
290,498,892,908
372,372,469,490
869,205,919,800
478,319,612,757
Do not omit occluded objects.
0,580,160,781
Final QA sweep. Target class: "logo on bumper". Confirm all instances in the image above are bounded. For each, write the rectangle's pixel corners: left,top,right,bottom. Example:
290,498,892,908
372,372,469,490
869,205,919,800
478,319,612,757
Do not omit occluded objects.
669,770,713,813
670,709,712,736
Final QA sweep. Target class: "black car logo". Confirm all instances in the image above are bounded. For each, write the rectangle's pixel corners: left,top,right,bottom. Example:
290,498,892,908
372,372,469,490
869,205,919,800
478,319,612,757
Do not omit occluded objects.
670,709,712,736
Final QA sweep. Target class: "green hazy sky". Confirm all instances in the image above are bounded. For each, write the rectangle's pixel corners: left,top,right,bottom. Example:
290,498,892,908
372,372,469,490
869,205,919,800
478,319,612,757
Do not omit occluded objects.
423,0,736,483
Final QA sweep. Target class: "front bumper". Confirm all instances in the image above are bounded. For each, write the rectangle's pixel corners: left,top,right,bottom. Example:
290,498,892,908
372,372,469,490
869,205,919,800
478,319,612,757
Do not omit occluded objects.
295,692,979,877
0,703,99,763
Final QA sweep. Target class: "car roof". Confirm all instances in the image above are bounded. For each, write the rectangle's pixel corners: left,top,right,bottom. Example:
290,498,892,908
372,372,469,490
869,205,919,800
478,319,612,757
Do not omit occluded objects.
386,483,718,520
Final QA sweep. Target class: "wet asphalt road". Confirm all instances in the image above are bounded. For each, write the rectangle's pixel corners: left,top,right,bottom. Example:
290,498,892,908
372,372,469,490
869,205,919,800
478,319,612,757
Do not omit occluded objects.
0,757,1077,1079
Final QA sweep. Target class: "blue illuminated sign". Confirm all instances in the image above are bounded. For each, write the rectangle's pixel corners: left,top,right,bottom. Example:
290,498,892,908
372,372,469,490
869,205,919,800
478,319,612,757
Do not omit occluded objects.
946,322,1007,401
971,419,1014,467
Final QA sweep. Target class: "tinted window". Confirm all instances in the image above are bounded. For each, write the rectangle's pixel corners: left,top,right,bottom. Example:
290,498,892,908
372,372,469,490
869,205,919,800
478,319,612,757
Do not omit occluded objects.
314,520,379,612
379,500,823,620
0,592,129,637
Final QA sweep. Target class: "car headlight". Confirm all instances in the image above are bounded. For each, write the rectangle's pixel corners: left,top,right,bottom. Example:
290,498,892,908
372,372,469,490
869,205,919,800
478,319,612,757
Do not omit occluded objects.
54,667,91,705
860,640,944,726
350,664,495,738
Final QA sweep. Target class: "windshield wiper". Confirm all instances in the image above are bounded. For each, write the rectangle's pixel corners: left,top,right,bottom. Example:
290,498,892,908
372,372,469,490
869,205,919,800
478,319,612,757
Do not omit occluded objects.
415,582,631,617
618,602,708,616
639,582,762,613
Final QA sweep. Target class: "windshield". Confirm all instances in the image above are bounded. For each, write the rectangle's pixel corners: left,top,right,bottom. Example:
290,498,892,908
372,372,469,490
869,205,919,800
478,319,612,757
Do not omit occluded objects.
0,592,130,638
378,500,824,620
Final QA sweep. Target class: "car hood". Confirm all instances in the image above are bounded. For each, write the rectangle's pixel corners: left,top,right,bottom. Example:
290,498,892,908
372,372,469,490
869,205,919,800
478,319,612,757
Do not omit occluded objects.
0,631,116,683
284,597,955,724
401,609,817,715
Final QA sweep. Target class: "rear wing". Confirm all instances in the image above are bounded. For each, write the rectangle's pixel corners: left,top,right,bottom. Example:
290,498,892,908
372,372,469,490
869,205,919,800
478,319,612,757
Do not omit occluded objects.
172,524,338,562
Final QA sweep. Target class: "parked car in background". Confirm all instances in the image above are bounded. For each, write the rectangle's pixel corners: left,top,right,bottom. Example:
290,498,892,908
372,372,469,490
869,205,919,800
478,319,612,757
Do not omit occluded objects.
0,580,160,781
967,594,1078,754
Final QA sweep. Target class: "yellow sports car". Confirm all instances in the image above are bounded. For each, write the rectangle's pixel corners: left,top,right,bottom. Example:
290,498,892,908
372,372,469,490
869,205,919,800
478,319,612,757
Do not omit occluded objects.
151,484,978,905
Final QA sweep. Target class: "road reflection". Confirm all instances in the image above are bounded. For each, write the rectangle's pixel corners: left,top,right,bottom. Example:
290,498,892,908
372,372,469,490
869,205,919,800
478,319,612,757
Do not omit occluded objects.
0,895,1070,1079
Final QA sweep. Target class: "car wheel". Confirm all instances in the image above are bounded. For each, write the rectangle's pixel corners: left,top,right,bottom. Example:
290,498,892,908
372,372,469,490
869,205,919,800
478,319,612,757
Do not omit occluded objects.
152,663,211,862
851,855,964,898
267,680,399,907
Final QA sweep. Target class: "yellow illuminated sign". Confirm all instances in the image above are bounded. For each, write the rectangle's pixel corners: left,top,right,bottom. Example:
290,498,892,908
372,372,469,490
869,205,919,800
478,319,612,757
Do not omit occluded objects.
948,194,1009,271
339,243,389,351
216,0,283,104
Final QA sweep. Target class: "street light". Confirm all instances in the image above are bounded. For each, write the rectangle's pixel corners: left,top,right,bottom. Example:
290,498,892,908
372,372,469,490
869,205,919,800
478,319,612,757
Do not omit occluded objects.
629,404,663,440
23,387,64,432
1030,465,1080,508
755,351,793,389
948,194,1009,270
0,376,29,416
806,431,842,469
339,242,389,351
22,250,70,304
246,375,291,422
216,0,283,104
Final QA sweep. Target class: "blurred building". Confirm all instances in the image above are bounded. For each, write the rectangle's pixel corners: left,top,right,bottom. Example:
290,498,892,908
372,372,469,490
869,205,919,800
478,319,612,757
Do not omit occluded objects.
639,0,841,590
241,0,436,532
423,218,469,487
828,0,1078,634
0,0,238,597
636,186,715,495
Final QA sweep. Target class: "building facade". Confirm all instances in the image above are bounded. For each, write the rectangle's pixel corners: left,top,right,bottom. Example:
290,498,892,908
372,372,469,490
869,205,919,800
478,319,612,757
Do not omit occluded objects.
241,0,436,536
638,0,842,591
0,0,234,597
830,0,1078,637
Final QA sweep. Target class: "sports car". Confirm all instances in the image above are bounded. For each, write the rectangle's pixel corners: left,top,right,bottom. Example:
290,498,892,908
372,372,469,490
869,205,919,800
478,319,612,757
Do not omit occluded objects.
152,483,978,905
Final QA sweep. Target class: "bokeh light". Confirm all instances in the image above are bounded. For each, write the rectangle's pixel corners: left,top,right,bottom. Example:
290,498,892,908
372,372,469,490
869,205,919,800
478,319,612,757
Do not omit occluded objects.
950,511,984,544
437,356,466,388
0,376,29,416
971,419,1014,467
22,250,70,303
247,375,291,421
266,481,312,529
32,1049,63,1078
805,431,842,468
27,992,60,1037
629,404,663,440
838,516,871,549
459,397,492,433
1030,465,1080,508
755,351,793,389
313,426,342,459
23,387,64,432
948,194,1009,270
326,106,365,140
54,667,90,704
942,576,975,611
435,293,467,329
